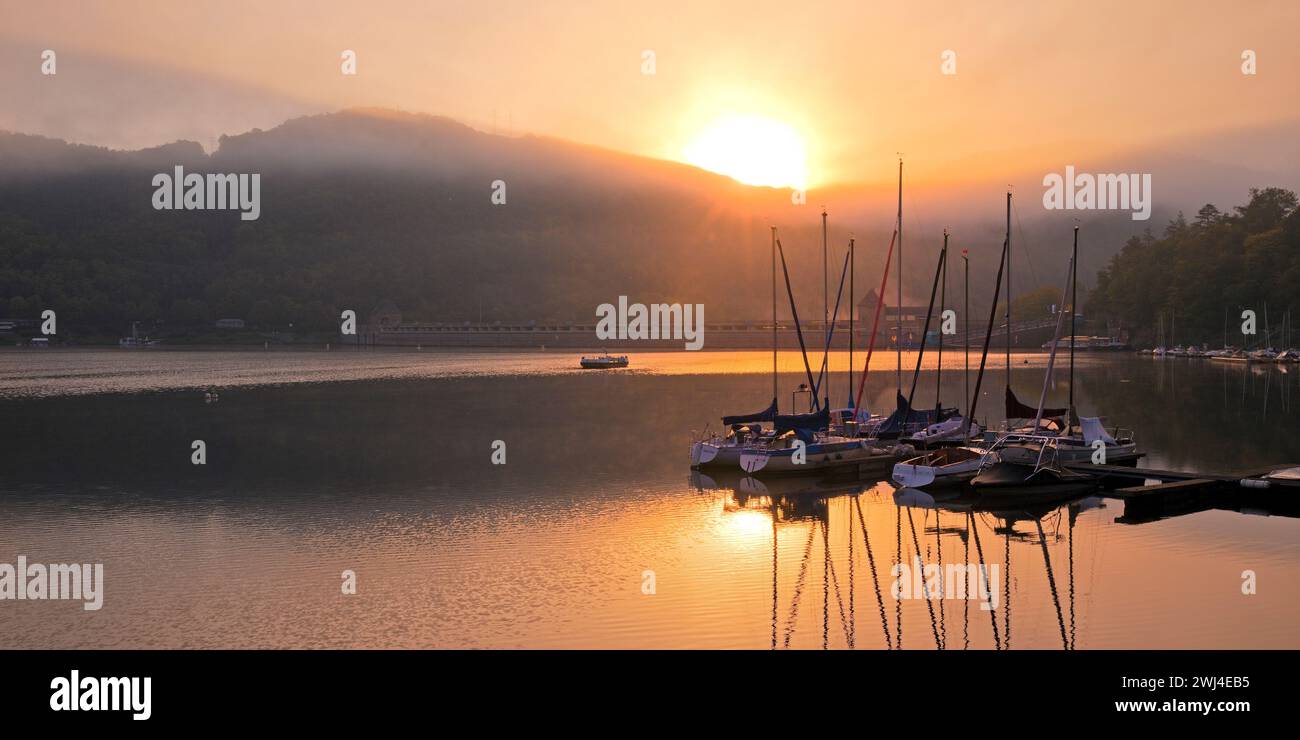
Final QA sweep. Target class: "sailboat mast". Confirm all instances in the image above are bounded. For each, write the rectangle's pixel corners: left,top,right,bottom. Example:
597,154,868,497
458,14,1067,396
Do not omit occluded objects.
853,230,897,416
776,239,821,411
897,158,903,394
937,231,948,410
1069,226,1078,418
1265,302,1271,349
906,246,946,412
1005,191,1012,392
772,226,778,411
1034,255,1075,431
822,209,829,338
849,237,855,412
963,248,970,417
962,237,1009,440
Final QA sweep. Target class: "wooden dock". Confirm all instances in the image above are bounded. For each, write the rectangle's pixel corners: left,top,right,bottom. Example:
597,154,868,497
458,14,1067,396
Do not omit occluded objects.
1062,462,1300,522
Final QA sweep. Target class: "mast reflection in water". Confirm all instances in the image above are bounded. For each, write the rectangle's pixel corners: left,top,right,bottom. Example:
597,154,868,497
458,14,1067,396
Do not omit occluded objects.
1,349,1298,648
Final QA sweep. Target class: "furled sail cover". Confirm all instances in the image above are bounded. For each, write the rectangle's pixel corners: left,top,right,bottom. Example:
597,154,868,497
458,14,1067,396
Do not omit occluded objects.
774,406,830,434
722,398,778,426
833,405,873,423
875,393,957,436
1005,386,1066,420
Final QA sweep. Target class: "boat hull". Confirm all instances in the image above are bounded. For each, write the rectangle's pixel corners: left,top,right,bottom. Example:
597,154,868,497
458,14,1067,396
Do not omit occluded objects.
891,447,988,488
738,440,905,475
970,461,1096,497
690,441,748,468
906,417,982,446
1054,440,1138,464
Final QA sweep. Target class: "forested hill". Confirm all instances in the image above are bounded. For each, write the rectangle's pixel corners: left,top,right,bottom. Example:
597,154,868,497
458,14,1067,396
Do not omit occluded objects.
0,109,793,335
1,108,1292,341
1086,187,1300,347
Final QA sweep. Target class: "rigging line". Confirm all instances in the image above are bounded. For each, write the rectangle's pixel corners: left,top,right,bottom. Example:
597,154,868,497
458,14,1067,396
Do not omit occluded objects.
1036,519,1070,650
968,511,1002,649
854,495,892,649
771,499,779,651
1069,507,1077,651
906,507,943,650
776,239,822,411
823,513,829,650
1010,196,1041,294
783,520,818,649
1004,526,1012,648
852,230,897,418
847,496,856,647
814,248,853,404
934,509,945,648
903,178,938,282
905,246,947,415
895,504,903,648
1084,505,1104,639
964,512,970,651
823,519,853,647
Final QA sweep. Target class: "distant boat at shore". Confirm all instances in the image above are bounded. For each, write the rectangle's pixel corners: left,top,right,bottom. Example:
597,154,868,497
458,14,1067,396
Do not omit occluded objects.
1040,335,1129,351
119,321,160,349
118,337,160,348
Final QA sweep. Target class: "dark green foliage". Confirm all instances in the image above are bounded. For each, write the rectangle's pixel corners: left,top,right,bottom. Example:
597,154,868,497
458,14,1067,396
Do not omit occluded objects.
1087,188,1299,346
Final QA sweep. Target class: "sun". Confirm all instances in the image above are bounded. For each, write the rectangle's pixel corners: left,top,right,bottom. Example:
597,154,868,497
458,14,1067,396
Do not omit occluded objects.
683,115,808,190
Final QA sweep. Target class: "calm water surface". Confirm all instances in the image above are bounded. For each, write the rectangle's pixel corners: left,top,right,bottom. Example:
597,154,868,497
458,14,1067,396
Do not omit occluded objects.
2,348,1298,648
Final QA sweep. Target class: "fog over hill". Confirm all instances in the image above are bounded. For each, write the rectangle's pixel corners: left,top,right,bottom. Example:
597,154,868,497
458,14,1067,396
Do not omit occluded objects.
1,108,1296,335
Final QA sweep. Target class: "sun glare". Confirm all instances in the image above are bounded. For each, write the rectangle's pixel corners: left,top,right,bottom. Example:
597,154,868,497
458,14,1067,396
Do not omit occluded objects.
683,115,808,190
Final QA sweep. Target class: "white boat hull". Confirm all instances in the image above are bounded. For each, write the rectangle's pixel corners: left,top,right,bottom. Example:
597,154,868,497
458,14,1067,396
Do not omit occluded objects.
739,440,905,474
906,416,982,445
891,447,989,488
691,441,750,468
1053,440,1138,464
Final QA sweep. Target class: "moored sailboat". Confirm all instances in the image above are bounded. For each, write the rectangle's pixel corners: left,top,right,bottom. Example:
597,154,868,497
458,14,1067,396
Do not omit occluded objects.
691,226,785,469
972,222,1102,492
891,216,1011,489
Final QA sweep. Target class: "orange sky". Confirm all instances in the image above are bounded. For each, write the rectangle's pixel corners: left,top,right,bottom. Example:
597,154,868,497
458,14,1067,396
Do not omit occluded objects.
5,0,1299,186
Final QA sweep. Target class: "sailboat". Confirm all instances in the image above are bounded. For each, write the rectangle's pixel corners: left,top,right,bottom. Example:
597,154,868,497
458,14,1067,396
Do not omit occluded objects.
1001,227,1139,463
892,224,1010,489
692,222,906,474
738,425,903,476
1152,313,1167,356
118,321,160,348
973,224,1101,492
871,238,961,441
735,225,911,475
691,227,783,469
903,232,982,445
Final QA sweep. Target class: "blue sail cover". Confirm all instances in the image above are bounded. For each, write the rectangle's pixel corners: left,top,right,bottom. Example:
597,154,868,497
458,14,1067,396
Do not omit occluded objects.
875,393,957,438
722,398,778,426
774,407,830,435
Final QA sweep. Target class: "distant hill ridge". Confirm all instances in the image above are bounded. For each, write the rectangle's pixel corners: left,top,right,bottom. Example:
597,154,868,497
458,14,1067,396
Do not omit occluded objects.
0,108,1293,337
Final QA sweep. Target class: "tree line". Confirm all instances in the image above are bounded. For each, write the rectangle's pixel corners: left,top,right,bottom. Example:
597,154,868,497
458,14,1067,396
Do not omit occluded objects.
1086,187,1299,347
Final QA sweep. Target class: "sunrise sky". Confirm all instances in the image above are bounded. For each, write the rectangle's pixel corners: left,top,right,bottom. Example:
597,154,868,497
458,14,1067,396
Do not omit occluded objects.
4,0,1298,188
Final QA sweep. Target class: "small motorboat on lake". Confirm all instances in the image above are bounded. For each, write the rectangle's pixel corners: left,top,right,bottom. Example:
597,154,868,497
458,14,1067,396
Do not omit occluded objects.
580,354,628,369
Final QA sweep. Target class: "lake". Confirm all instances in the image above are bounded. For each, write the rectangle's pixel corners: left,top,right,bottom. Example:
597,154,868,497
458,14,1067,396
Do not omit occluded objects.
2,348,1298,648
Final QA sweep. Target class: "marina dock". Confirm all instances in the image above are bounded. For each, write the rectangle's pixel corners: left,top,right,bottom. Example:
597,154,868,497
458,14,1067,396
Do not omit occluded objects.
1064,461,1300,522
